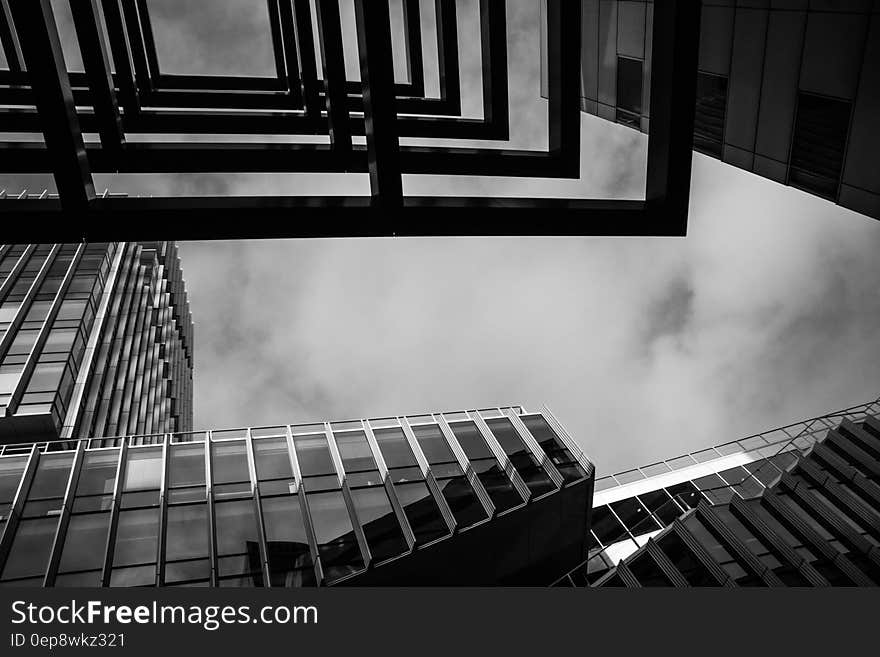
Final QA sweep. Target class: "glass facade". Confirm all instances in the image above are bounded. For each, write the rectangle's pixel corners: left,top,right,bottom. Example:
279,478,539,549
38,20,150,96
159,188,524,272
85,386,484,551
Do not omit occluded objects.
0,406,592,587
0,242,193,443
552,401,880,588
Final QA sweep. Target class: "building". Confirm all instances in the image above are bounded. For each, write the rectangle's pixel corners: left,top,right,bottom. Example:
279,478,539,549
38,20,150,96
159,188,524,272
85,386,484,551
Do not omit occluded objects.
0,241,193,444
541,0,880,220
0,405,594,587
551,396,880,586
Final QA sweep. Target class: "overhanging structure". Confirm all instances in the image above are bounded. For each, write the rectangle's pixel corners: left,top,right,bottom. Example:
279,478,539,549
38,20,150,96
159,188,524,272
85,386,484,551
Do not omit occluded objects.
0,0,701,239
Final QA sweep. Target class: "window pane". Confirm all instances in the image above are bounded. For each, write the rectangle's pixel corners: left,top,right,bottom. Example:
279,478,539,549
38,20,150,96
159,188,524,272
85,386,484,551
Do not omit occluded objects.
394,482,448,545
123,448,162,491
59,512,110,572
373,427,418,469
215,499,260,557
591,506,627,546
169,443,205,488
472,461,522,513
412,424,456,464
304,490,364,581
449,422,494,460
211,441,249,484
610,497,661,535
693,72,727,157
629,552,673,586
350,487,408,562
293,434,336,477
113,508,159,567
790,92,850,201
261,496,315,585
166,504,209,561
2,517,58,579
485,418,556,497
165,559,211,584
29,453,74,499
334,431,376,473
253,437,293,480
110,565,155,587
436,476,488,528
76,451,119,496
0,456,28,503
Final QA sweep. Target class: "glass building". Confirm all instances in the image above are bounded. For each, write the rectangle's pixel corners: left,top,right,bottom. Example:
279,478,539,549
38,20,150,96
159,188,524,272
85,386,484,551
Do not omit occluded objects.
0,242,193,444
552,397,880,586
540,0,880,220
0,405,594,587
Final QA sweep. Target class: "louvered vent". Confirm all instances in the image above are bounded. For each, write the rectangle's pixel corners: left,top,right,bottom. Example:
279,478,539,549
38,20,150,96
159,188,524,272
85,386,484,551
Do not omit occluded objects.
693,72,727,158
789,92,851,201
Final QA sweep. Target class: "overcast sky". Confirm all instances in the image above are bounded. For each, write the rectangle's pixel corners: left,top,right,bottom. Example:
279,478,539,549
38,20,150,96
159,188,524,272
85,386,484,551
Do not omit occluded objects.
5,1,880,473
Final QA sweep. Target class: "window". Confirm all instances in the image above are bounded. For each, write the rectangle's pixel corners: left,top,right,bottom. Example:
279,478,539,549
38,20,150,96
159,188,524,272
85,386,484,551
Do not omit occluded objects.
261,496,316,587
790,92,851,201
693,72,727,157
169,444,205,488
210,441,249,485
123,448,162,492
349,487,409,563
164,504,210,585
304,490,364,583
610,497,661,536
411,424,488,529
449,421,523,513
590,506,627,546
58,513,111,573
334,431,377,475
293,434,336,478
214,499,263,587
520,415,585,483
616,56,643,128
682,514,763,586
393,481,449,546
484,418,555,498
373,427,419,469
1,517,58,581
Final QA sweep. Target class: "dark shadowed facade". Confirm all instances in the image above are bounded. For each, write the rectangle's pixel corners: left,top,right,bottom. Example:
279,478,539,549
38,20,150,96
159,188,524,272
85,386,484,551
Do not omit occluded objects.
541,1,880,220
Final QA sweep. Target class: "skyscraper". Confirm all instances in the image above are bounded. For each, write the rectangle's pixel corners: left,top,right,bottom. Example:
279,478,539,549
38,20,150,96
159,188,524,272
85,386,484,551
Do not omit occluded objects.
0,242,193,444
540,1,880,220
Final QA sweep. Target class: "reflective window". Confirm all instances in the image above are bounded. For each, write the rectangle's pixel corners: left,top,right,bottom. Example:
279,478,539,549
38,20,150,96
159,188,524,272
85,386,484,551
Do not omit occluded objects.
261,496,316,587
253,437,293,481
77,451,119,496
334,431,376,474
665,481,706,509
520,415,585,483
394,481,449,546
113,508,159,567
485,418,555,497
411,424,456,464
610,497,661,536
169,443,205,488
637,489,682,525
165,505,209,562
349,487,408,563
123,448,162,492
591,506,627,546
450,422,522,513
293,434,336,478
0,456,28,512
58,512,110,573
214,499,263,586
373,427,419,469
211,440,249,485
2,516,58,581
304,490,364,583
436,476,487,528
28,453,74,500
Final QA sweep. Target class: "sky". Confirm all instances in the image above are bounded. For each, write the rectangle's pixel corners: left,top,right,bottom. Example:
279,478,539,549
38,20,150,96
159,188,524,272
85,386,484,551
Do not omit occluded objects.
4,1,880,474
